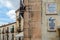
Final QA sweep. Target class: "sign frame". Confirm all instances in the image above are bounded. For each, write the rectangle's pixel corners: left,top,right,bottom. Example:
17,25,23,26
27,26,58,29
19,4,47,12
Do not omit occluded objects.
46,2,57,14
47,17,56,32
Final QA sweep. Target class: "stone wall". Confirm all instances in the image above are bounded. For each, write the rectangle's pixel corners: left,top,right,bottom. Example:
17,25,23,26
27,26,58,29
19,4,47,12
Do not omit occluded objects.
42,0,60,40
24,0,42,40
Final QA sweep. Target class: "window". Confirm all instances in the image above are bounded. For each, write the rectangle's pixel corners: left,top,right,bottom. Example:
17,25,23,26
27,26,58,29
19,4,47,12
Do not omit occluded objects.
11,25,14,33
6,27,9,40
2,28,4,34
6,27,9,33
0,29,1,34
3,31,4,40
10,26,14,40
20,13,24,18
17,13,21,21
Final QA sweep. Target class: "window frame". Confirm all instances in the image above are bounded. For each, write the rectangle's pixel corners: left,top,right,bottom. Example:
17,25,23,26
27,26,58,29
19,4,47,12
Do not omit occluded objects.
47,17,56,32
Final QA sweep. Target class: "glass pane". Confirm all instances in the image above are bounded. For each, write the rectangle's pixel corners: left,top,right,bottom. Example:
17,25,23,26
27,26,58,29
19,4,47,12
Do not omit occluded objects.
11,25,14,33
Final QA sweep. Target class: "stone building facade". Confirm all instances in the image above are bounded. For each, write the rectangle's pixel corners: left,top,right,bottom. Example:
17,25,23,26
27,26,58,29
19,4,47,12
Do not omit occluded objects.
0,22,17,40
16,0,42,40
42,0,60,40
1,0,60,40
16,0,60,40
15,8,24,40
23,0,42,40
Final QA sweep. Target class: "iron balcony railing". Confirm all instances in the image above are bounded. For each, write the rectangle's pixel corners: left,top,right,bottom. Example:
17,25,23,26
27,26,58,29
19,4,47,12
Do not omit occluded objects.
17,27,22,33
20,0,25,11
6,30,9,33
19,0,26,18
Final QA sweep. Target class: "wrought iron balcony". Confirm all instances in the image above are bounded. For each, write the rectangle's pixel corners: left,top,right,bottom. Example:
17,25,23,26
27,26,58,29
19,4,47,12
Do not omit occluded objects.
19,12,24,18
2,31,4,34
17,27,22,33
6,30,9,33
20,0,26,11
17,12,25,20
20,5,26,12
17,0,26,20
17,16,21,21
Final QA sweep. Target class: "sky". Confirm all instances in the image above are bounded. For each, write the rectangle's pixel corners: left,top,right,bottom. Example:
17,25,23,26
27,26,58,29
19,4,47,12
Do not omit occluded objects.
0,0,20,26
